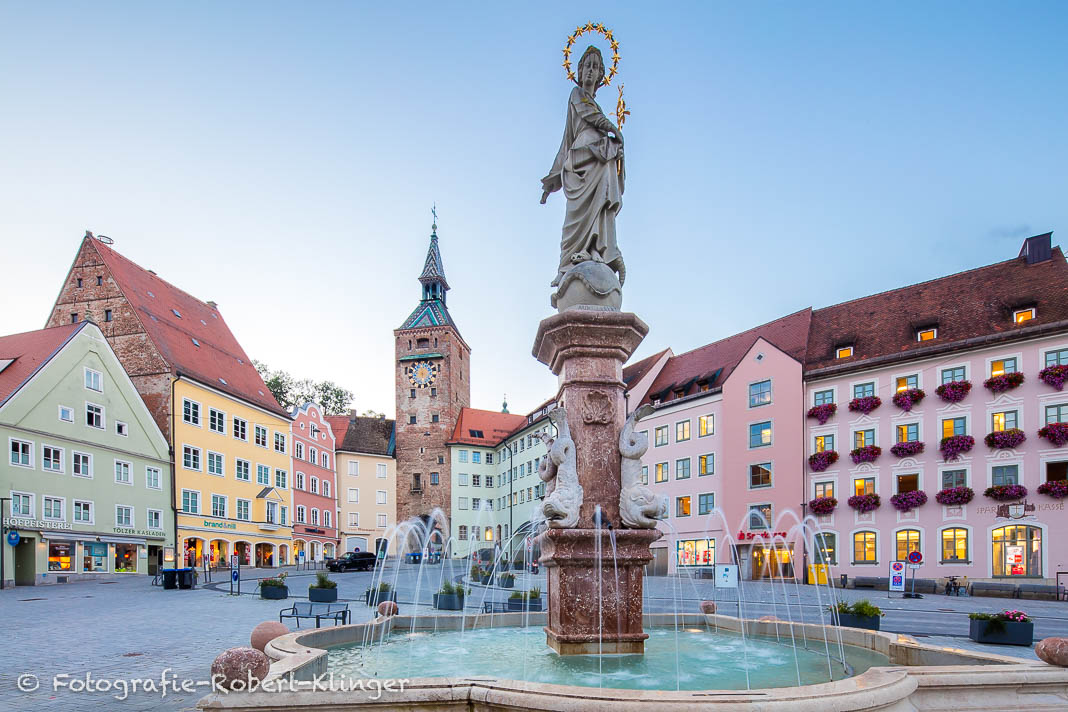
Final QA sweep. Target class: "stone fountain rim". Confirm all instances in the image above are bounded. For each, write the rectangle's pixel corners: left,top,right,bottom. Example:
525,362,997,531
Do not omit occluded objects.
191,611,1062,711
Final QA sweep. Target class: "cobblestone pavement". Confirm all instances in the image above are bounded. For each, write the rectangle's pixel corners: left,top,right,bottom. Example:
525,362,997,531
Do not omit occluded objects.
2,565,1063,710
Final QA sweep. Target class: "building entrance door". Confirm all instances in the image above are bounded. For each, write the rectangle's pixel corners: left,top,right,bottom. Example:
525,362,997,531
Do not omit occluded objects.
147,546,161,576
15,537,36,585
751,543,794,580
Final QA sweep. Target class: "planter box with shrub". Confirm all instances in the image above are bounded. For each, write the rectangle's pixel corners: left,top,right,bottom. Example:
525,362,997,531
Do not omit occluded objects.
309,571,338,602
260,572,289,600
365,584,397,607
829,599,883,631
968,611,1033,645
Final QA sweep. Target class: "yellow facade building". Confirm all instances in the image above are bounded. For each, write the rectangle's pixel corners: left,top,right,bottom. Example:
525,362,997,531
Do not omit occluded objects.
327,413,396,555
174,378,293,568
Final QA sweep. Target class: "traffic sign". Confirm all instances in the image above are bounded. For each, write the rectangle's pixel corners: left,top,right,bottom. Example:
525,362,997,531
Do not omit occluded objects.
907,551,923,565
232,569,240,583
889,561,905,592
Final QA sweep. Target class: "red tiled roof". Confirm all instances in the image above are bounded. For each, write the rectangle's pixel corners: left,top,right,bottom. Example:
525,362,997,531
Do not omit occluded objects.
806,246,1068,371
448,407,527,447
90,237,287,417
0,323,83,406
640,309,813,405
623,348,670,386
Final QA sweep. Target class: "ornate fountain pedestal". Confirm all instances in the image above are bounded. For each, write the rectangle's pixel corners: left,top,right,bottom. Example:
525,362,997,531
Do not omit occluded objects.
532,309,660,655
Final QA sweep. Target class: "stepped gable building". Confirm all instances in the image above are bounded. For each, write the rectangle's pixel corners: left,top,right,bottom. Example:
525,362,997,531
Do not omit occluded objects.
394,220,471,529
45,233,294,568
290,402,339,562
328,412,397,555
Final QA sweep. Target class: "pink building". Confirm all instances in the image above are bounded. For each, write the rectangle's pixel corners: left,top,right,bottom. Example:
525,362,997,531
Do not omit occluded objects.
290,403,339,561
629,232,1068,585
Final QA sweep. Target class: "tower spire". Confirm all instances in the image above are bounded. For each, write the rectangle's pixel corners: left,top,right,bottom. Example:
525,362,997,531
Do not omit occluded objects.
398,208,458,331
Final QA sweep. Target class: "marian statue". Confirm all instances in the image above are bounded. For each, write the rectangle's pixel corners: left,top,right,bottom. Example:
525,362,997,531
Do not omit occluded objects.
541,45,626,309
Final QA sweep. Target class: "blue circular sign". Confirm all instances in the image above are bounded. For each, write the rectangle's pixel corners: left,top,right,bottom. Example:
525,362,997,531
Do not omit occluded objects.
907,551,923,564
6,530,20,546
232,570,240,582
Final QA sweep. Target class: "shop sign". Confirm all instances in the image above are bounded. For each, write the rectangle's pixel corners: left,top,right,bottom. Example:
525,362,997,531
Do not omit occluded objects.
1006,545,1025,576
6,531,20,546
974,499,1063,520
203,520,237,529
113,527,166,539
3,517,73,531
736,530,789,540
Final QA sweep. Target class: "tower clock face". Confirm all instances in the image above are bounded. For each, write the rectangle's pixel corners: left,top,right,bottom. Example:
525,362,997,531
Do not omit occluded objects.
406,360,438,388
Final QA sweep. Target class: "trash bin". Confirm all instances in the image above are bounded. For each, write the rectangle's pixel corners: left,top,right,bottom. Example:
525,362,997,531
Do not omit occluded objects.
840,573,849,588
162,569,178,590
808,563,828,585
177,568,195,589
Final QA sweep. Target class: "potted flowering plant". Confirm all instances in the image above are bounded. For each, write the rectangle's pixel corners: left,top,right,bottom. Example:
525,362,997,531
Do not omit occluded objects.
984,484,1028,501
498,572,516,588
308,571,338,602
433,580,466,610
808,450,839,472
891,388,925,412
890,441,925,458
850,445,882,464
1037,480,1068,499
807,403,837,425
847,493,880,513
1038,422,1068,447
889,490,928,512
1039,365,1068,391
984,428,1026,450
968,610,1033,646
935,380,972,403
935,486,974,505
259,572,289,600
830,599,884,631
848,396,882,415
984,372,1025,394
939,435,975,461
808,496,837,516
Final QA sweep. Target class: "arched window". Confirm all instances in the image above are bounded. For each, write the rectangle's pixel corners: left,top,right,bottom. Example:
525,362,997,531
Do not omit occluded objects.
311,508,319,525
941,527,969,562
296,506,306,524
992,525,1042,578
322,481,330,498
484,526,494,541
295,472,305,490
895,529,921,561
853,531,877,564
324,510,332,528
310,477,318,494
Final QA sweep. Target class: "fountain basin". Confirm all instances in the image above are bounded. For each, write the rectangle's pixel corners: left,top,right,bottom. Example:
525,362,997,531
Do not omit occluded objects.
197,613,1067,711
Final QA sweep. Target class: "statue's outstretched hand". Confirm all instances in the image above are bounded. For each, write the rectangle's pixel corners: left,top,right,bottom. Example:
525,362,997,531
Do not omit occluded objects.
540,190,550,204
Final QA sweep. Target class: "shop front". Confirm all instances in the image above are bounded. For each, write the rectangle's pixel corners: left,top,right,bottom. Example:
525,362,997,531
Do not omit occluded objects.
675,538,715,575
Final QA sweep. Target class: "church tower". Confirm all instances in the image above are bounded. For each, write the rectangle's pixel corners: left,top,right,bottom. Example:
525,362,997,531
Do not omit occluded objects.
394,216,471,532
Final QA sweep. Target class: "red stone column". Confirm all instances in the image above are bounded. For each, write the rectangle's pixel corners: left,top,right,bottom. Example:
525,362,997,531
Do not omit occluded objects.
532,310,661,655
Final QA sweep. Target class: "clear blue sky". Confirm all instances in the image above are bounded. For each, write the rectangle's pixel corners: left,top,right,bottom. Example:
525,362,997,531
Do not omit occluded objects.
1,2,1065,417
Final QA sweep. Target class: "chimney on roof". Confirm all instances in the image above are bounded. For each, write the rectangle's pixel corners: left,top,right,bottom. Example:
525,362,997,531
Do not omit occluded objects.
207,301,217,309
1019,233,1053,265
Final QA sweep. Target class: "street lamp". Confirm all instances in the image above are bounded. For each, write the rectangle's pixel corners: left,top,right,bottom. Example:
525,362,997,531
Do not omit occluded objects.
501,439,516,563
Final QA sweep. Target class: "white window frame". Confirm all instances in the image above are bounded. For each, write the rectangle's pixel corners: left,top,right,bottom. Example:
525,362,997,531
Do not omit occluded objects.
233,416,248,441
296,471,305,490
236,499,251,521
208,407,226,434
348,460,359,476
9,438,34,468
296,505,307,523
115,504,134,528
235,458,250,482
1013,307,1036,323
73,499,94,525
182,445,202,471
377,513,387,528
146,466,162,490
274,432,287,454
84,367,103,392
256,464,270,485
348,511,359,527
347,487,359,503
114,459,132,486
376,490,387,505
42,495,66,521
916,327,937,342
114,420,128,437
376,463,387,478
206,450,225,477
85,402,105,430
41,444,65,473
181,489,201,514
72,451,93,478
182,397,202,426
254,425,268,448
58,405,74,423
147,508,163,530
211,493,227,519
10,491,34,517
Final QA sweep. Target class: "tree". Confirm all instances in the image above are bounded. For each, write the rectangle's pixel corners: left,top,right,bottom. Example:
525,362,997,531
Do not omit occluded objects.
360,409,385,418
253,360,356,416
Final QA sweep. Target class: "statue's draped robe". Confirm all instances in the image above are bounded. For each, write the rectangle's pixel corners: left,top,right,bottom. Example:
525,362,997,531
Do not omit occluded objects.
542,86,624,283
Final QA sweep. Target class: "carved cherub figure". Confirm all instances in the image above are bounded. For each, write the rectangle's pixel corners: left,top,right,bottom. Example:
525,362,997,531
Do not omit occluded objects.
619,403,668,528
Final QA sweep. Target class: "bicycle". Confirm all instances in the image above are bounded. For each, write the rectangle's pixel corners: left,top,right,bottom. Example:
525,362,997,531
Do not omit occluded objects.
944,575,962,596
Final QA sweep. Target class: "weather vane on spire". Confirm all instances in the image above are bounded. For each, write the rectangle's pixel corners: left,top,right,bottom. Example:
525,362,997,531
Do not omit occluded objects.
431,203,438,234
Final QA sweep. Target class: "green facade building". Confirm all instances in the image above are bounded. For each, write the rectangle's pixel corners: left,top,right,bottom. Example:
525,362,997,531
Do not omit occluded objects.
1,321,173,586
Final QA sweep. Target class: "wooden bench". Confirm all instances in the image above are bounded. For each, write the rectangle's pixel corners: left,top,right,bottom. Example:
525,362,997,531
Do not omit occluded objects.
853,576,888,590
279,602,350,628
1017,583,1062,600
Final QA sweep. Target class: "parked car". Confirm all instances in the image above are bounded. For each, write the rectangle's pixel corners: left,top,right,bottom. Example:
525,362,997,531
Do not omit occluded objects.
328,551,377,572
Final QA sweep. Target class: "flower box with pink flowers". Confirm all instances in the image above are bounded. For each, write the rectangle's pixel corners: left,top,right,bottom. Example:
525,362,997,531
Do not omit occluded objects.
984,372,1024,394
808,450,839,472
1038,422,1068,447
939,434,974,461
891,388,925,412
848,396,882,415
808,496,838,516
1037,480,1068,499
935,380,972,403
984,428,1026,450
847,493,881,513
890,441,925,458
935,486,974,505
807,403,837,425
889,490,928,512
850,445,882,464
968,610,1033,646
984,484,1028,501
1039,365,1068,391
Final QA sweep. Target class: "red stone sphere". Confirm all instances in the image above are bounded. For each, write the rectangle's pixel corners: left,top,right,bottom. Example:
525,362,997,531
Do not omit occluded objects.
250,620,290,652
699,601,717,614
1036,637,1068,667
211,647,271,691
378,600,399,617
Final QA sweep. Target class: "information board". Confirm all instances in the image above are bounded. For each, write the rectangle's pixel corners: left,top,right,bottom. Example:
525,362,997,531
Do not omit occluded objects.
716,564,738,588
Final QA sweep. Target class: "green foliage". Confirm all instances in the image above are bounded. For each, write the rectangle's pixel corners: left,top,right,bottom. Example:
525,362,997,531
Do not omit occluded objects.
969,609,1031,633
499,573,515,586
377,581,392,592
438,580,460,596
529,586,541,599
260,571,288,588
470,564,483,579
310,571,337,589
509,590,524,600
830,598,884,617
253,360,355,415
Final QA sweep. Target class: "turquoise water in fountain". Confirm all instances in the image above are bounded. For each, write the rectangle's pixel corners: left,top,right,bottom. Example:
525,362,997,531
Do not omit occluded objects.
328,626,889,691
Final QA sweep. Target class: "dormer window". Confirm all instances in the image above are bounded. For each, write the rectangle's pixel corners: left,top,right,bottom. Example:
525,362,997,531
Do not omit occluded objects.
917,328,937,342
1014,307,1035,324
836,346,853,359
674,389,685,400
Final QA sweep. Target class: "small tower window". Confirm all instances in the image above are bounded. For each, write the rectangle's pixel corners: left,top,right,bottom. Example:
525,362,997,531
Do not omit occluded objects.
417,338,430,348
76,278,83,288
96,276,103,286
104,309,113,322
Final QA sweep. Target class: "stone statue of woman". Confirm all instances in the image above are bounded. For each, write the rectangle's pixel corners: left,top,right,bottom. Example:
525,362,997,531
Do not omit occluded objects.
541,45,626,309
